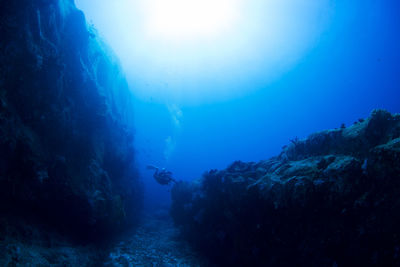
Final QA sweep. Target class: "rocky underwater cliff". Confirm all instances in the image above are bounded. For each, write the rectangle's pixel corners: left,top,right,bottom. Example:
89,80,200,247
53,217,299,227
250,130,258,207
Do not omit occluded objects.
2,1,400,266
0,0,142,264
171,109,400,266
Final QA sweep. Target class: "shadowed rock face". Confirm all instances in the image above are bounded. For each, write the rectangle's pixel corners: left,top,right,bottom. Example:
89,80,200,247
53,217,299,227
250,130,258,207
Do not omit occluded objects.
0,0,142,241
171,110,400,266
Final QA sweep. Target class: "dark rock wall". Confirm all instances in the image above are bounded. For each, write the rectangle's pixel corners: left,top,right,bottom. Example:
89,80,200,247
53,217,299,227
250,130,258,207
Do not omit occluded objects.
171,110,400,266
0,0,141,240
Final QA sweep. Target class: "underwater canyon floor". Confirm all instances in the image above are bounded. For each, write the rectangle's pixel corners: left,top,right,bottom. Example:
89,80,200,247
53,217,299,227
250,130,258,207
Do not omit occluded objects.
104,208,210,267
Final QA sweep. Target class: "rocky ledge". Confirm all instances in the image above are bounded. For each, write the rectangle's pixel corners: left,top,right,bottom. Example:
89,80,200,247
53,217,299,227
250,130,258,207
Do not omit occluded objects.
171,109,400,266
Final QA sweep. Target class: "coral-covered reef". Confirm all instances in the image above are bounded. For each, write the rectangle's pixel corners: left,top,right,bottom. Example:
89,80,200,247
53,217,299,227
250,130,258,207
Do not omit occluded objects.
0,0,141,246
171,110,400,266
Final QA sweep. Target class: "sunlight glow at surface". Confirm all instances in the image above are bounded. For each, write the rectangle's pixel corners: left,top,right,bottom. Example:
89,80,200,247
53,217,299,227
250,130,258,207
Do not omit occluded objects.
75,0,332,105
145,0,238,40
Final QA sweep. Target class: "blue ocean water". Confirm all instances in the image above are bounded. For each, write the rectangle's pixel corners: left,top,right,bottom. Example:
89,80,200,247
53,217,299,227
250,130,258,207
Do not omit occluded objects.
76,0,400,209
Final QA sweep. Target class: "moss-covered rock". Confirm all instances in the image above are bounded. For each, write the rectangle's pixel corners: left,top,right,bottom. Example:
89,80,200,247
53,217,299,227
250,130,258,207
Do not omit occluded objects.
171,110,400,266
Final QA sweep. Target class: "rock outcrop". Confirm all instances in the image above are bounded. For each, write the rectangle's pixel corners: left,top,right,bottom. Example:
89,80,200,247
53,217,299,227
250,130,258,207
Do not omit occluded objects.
0,0,141,243
171,110,400,266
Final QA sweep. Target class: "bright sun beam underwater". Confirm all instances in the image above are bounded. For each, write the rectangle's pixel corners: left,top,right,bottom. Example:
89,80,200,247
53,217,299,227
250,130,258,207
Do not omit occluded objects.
144,0,239,40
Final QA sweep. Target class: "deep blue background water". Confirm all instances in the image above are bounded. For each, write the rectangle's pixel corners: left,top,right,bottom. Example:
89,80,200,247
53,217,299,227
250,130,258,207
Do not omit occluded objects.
77,0,400,208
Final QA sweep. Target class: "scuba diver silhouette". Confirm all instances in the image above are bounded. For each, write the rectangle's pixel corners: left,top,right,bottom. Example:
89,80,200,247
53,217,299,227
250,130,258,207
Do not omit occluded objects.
146,165,177,185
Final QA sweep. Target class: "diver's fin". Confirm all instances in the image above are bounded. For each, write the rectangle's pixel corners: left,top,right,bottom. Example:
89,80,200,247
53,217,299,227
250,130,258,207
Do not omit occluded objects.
146,165,158,170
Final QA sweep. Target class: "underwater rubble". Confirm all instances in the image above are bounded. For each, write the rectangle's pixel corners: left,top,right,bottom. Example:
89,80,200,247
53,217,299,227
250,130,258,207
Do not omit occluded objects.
0,0,142,264
171,109,400,266
104,208,210,267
